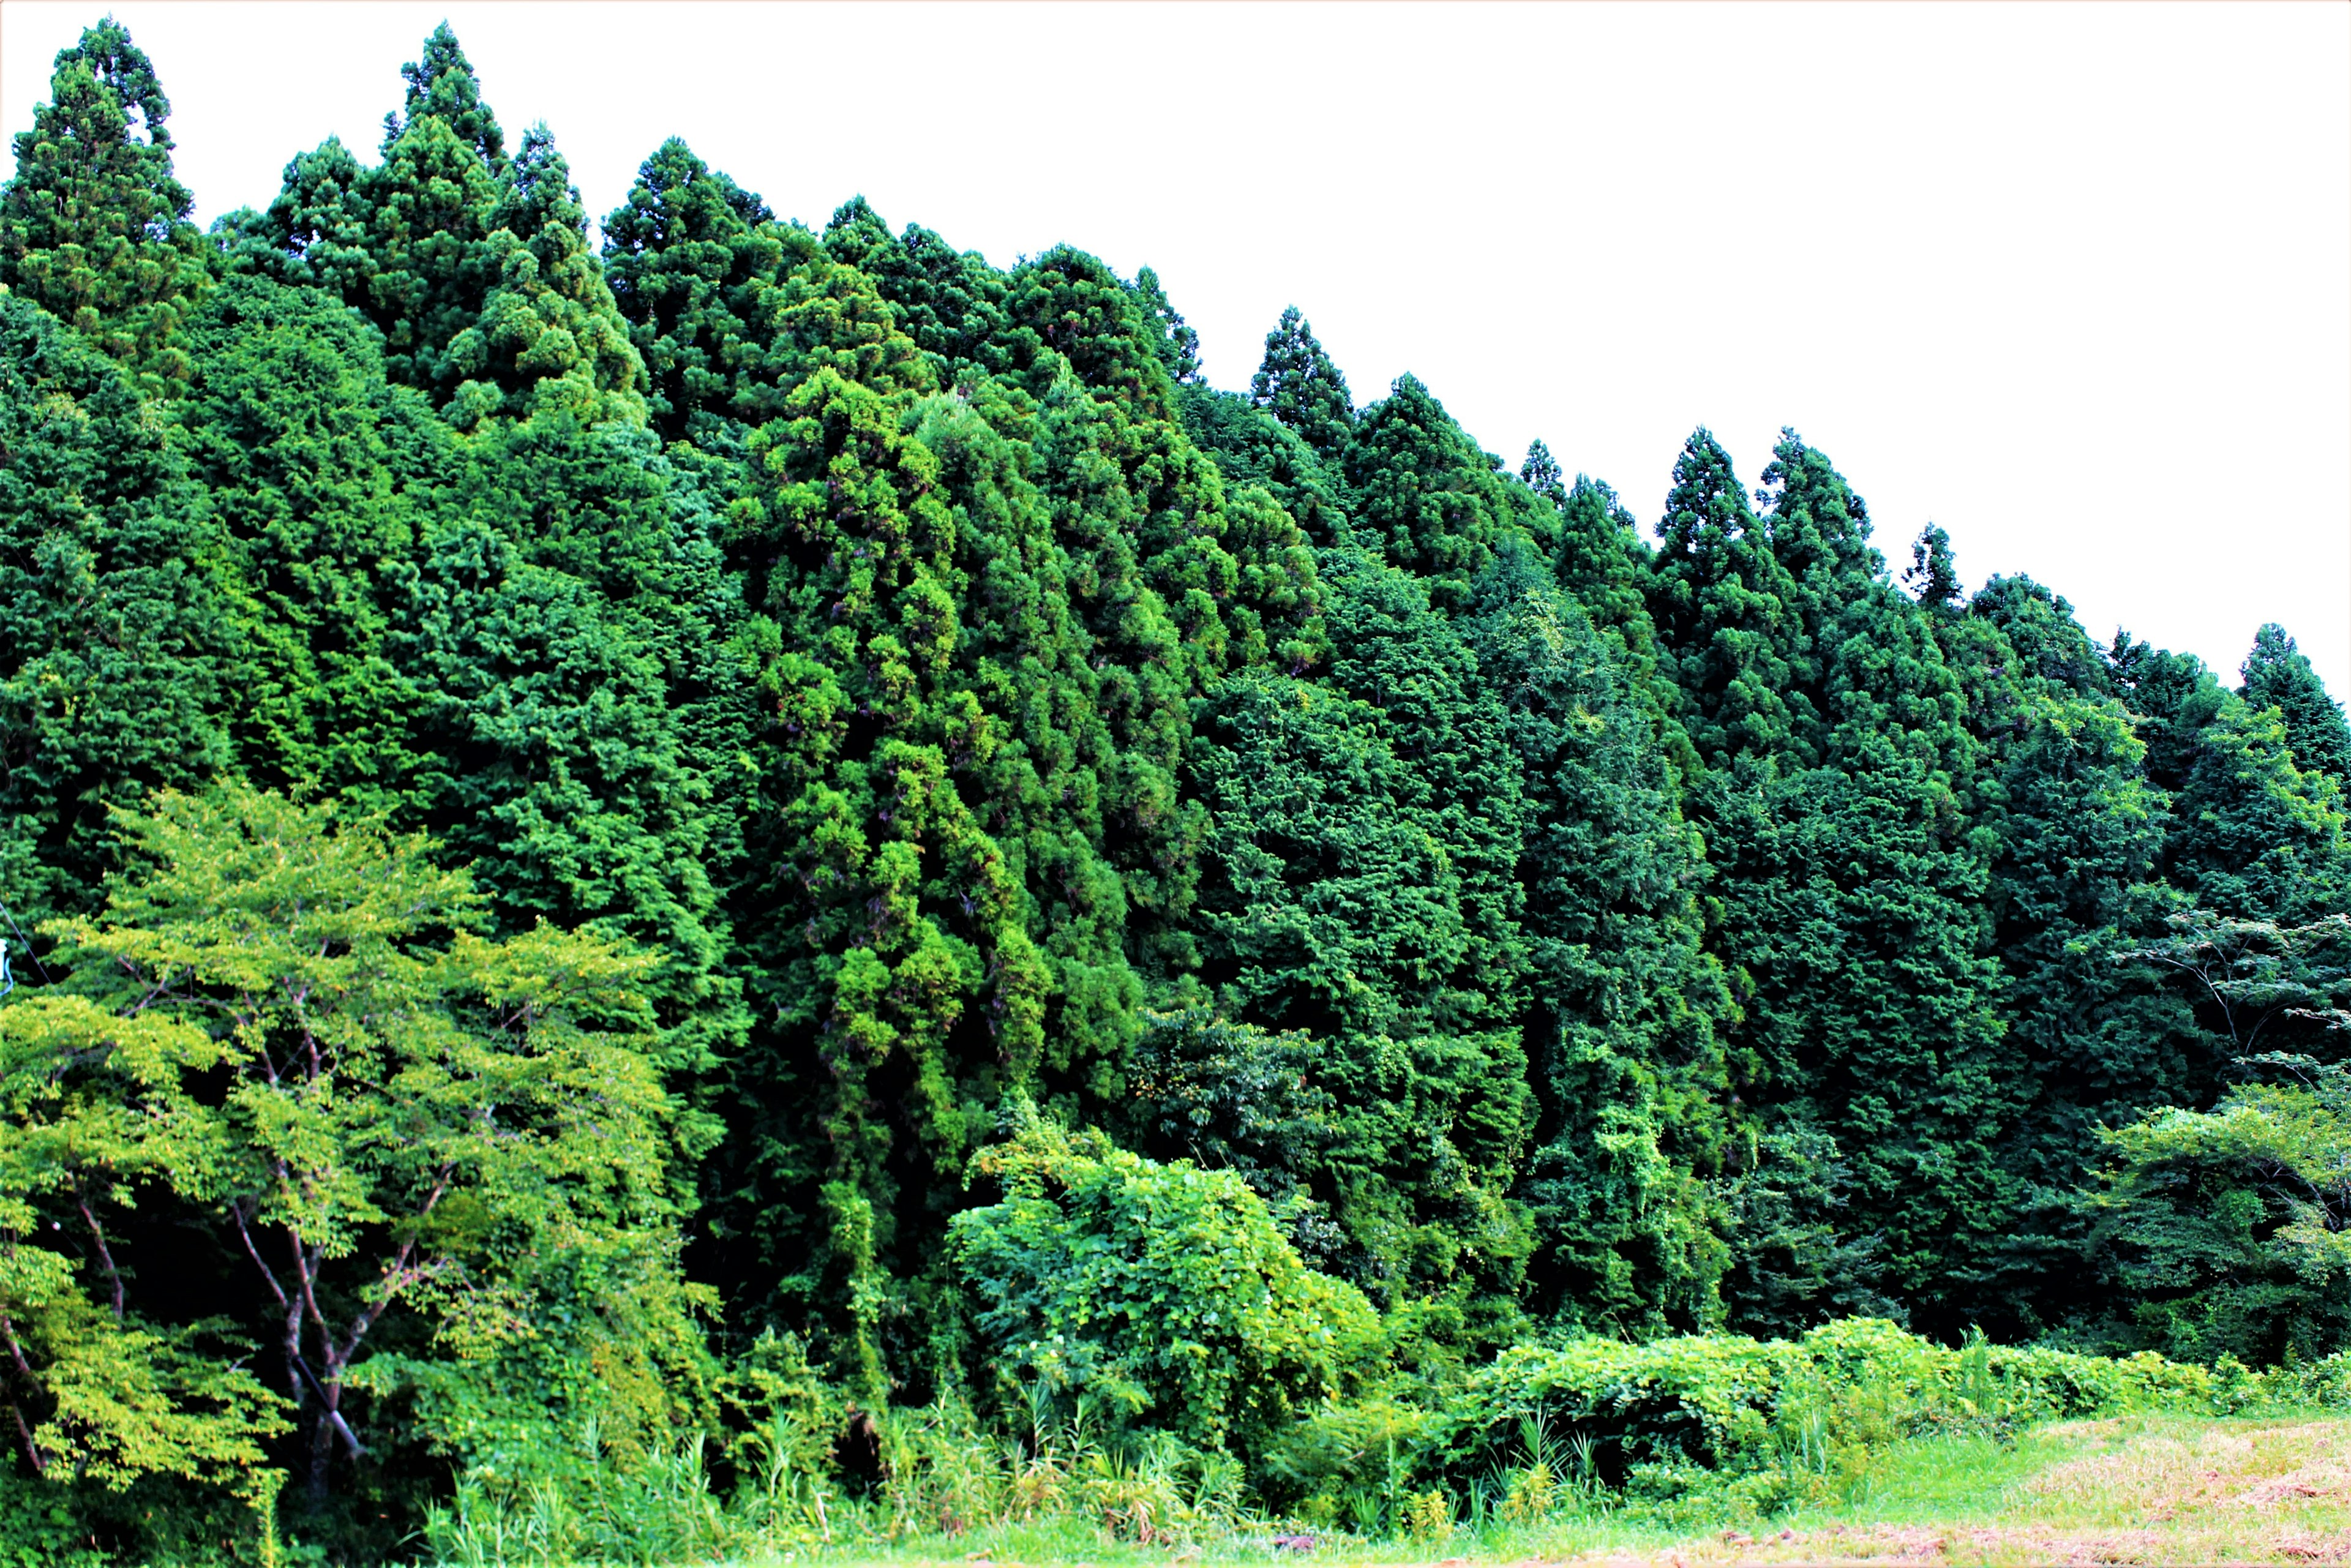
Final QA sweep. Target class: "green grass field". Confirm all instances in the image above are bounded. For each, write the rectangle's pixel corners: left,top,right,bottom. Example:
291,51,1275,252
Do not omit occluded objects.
756,1416,2350,1568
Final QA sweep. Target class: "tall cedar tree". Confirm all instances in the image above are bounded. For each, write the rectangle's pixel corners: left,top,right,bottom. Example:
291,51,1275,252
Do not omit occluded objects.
0,20,210,386
1648,429,2012,1331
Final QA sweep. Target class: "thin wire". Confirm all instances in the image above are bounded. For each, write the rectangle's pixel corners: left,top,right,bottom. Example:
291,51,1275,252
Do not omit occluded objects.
0,901,53,987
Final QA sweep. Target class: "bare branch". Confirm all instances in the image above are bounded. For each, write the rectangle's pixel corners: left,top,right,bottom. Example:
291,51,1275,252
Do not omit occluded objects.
337,1165,456,1367
227,1199,291,1309
73,1179,124,1322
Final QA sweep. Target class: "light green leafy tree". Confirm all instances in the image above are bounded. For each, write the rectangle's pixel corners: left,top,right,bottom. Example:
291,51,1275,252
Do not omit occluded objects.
0,784,707,1506
951,1105,1376,1460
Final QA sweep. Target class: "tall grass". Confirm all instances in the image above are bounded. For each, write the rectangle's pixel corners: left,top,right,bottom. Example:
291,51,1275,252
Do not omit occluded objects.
407,1327,2351,1567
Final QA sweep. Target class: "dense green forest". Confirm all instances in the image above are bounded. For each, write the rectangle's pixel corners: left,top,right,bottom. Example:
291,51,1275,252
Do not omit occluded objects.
3,20,2349,1564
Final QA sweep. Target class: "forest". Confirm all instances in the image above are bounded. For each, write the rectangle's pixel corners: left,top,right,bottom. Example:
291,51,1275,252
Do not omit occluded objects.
2,19,2349,1566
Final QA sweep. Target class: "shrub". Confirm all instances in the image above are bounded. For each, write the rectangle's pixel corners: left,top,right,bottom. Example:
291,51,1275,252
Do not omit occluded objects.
951,1104,1379,1461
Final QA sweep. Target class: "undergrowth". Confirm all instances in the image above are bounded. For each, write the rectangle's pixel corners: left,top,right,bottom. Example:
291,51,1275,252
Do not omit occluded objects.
405,1321,2351,1567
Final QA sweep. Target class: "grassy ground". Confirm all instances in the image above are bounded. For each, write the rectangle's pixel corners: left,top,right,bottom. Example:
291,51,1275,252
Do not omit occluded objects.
804,1414,2351,1568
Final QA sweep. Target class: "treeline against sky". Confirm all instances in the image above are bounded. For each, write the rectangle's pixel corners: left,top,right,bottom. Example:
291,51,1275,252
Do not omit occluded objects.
3,20,2350,1561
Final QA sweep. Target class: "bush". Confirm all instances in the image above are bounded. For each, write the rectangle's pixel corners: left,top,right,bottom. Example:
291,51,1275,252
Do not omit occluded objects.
950,1104,1379,1460
1415,1319,2224,1518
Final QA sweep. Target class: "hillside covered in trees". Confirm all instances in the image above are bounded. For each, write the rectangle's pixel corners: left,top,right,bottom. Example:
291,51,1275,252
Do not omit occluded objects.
3,20,2349,1564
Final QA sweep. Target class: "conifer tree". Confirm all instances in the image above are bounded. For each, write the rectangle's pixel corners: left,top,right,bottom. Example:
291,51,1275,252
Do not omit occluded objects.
1189,550,1533,1330
822,196,1014,380
0,18,209,385
1464,541,1731,1333
2114,636,2351,923
1343,375,1555,608
381,21,506,168
0,293,230,926
1179,383,1348,546
2241,622,2351,784
1251,305,1355,462
1529,463,1692,780
231,27,640,422
602,138,781,440
1924,574,2202,1330
1648,430,2011,1327
174,276,441,813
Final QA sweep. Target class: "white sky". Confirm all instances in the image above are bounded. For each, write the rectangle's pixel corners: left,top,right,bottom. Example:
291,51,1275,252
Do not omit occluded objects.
7,1,2347,700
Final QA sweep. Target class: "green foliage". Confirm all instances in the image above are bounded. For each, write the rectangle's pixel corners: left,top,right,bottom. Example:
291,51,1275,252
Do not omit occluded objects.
0,783,707,1534
2099,1052,2351,1366
1188,552,1535,1319
1250,306,1354,462
4,17,2350,1555
227,27,640,424
2094,911,2351,1363
1646,428,2013,1330
0,291,232,927
0,18,211,387
2243,623,2351,784
951,1107,1377,1459
1464,540,1730,1334
1423,1319,2216,1514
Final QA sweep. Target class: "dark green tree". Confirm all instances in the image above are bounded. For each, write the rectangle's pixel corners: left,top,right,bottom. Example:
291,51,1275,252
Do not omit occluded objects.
1464,541,1732,1334
1343,374,1554,608
0,18,209,385
602,139,784,441
2241,622,2351,785
230,28,640,422
1251,306,1355,462
1648,429,2011,1329
0,293,231,928
174,276,440,812
1189,552,1532,1342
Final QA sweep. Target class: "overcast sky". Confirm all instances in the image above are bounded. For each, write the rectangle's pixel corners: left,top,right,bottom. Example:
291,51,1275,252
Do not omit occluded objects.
7,1,2347,700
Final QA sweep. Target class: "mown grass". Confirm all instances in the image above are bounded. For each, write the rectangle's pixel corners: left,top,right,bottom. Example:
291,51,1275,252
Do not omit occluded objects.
618,1414,2350,1568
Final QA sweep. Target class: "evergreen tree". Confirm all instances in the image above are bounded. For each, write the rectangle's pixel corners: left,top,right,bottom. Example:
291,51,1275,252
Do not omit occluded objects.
1131,264,1201,386
1930,572,2200,1332
230,27,640,422
1531,463,1692,781
1179,382,1347,546
2241,622,2351,785
174,276,440,812
1464,541,1731,1334
381,21,506,168
0,293,230,928
601,138,780,441
1648,430,2011,1328
1646,427,1801,770
822,196,1015,381
1903,523,1962,612
1343,374,1554,609
1251,306,1354,462
393,406,750,1086
2113,635,2351,923
0,18,210,386
1189,551,1532,1336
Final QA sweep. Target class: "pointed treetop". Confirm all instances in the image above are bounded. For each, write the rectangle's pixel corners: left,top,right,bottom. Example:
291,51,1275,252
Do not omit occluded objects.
1655,427,1752,557
631,137,771,223
1758,428,1878,584
1903,523,1961,612
2241,622,2351,782
825,194,890,250
59,16,178,155
1133,266,1199,386
0,16,204,374
384,23,504,167
1251,305,1353,460
1520,440,1567,506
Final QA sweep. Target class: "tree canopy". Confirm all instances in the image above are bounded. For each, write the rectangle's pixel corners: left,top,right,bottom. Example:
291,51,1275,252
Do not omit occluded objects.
0,18,2343,1559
